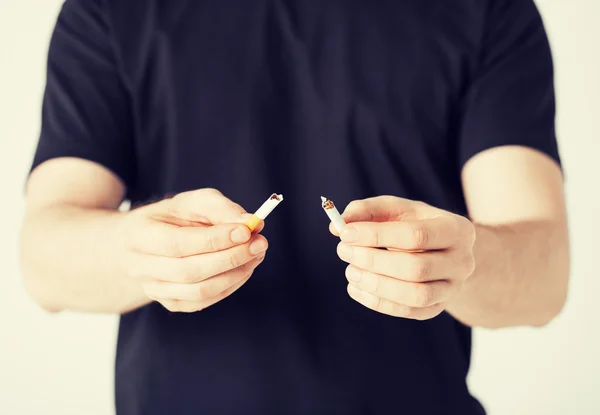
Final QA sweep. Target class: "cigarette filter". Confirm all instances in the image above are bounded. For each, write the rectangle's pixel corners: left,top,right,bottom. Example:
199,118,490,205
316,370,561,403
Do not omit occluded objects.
321,196,346,233
245,193,284,231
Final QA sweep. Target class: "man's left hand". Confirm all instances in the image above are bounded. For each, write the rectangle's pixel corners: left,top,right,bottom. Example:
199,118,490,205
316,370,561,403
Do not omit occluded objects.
331,196,477,320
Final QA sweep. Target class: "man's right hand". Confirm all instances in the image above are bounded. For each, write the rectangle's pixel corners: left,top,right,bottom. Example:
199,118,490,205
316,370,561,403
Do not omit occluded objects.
116,188,268,313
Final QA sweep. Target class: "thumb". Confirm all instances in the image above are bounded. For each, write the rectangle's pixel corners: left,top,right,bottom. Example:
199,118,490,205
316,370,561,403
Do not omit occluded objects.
165,188,248,225
341,196,417,223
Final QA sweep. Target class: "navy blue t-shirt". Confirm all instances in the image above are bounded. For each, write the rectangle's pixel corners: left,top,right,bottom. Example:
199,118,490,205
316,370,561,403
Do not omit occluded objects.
32,1,560,414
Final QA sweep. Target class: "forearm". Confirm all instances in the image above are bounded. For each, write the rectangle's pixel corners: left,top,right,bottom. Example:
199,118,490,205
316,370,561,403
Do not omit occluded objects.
446,220,569,329
19,204,150,314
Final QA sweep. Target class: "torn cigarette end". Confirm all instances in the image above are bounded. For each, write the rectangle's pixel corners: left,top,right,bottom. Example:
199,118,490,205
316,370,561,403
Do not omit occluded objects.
245,193,284,231
321,196,335,210
321,196,346,233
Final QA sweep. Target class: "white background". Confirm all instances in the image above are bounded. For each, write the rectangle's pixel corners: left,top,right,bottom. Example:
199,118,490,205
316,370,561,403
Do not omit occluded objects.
0,1,598,414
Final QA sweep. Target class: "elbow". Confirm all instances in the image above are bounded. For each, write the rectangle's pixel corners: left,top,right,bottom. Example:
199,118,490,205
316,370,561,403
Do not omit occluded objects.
530,286,568,328
530,234,571,328
480,273,569,330
19,223,65,314
19,250,64,314
530,270,569,328
21,268,64,314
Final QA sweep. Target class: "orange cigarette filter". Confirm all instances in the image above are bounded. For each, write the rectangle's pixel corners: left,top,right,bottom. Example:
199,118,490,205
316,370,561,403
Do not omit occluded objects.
245,193,284,231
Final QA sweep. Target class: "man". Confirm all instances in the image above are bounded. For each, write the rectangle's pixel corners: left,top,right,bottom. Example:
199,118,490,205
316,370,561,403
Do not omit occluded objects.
20,0,569,414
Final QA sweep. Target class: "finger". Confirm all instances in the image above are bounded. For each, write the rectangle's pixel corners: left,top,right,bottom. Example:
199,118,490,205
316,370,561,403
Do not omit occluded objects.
144,255,264,301
339,216,459,251
129,235,268,283
329,222,341,237
159,273,252,313
130,222,252,258
341,196,419,223
347,284,445,320
167,188,248,224
337,243,464,282
345,265,455,307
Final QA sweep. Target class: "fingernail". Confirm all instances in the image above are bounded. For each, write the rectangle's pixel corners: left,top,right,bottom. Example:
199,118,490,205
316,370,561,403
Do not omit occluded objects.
341,226,358,243
337,243,353,260
346,266,361,282
249,239,268,255
231,227,250,243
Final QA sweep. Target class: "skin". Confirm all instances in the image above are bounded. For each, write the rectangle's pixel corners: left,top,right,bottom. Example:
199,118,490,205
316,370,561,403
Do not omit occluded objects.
21,146,569,328
331,146,569,328
20,158,268,314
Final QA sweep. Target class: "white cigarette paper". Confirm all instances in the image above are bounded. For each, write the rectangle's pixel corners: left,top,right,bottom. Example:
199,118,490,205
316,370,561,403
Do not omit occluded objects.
321,196,346,233
254,193,284,219
245,193,284,231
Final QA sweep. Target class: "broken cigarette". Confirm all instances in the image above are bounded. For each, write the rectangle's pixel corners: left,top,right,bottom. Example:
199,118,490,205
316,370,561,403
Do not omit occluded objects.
245,193,284,231
321,196,346,233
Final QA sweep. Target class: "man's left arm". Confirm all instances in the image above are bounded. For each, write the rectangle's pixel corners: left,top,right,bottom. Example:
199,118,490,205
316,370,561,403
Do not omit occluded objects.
333,145,569,328
332,148,568,329
446,145,569,328
444,0,571,328
334,0,568,329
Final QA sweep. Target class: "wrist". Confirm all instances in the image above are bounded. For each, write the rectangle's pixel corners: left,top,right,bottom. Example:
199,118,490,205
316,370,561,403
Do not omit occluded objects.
110,209,152,313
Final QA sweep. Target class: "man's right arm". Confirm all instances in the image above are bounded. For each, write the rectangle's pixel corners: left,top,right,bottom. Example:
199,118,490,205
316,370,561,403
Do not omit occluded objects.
22,2,268,315
20,158,269,315
20,158,149,314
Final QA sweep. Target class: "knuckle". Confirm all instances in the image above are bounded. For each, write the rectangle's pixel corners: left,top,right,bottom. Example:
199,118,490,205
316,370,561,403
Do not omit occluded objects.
120,216,145,250
180,303,200,313
161,300,179,312
372,274,383,296
462,254,476,276
121,229,138,252
410,256,431,282
167,195,184,216
165,231,185,258
357,249,374,270
206,231,218,252
347,200,362,211
410,225,429,250
196,284,211,301
414,284,435,307
125,258,144,279
236,263,250,278
127,265,144,280
372,295,382,312
402,306,419,319
346,200,366,217
369,227,381,247
177,261,198,283
421,304,444,320
243,261,257,277
389,303,410,318
171,192,184,203
199,188,222,200
203,187,222,195
227,251,241,270
415,201,430,209
141,282,156,299
221,280,241,297
462,218,477,245
469,227,477,246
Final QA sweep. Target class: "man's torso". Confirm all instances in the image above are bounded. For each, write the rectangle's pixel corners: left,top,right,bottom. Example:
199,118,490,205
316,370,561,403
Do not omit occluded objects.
108,1,488,413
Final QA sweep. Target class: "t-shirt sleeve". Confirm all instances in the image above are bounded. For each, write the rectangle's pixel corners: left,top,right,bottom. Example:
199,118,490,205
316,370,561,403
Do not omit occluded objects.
31,0,136,190
458,0,561,169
